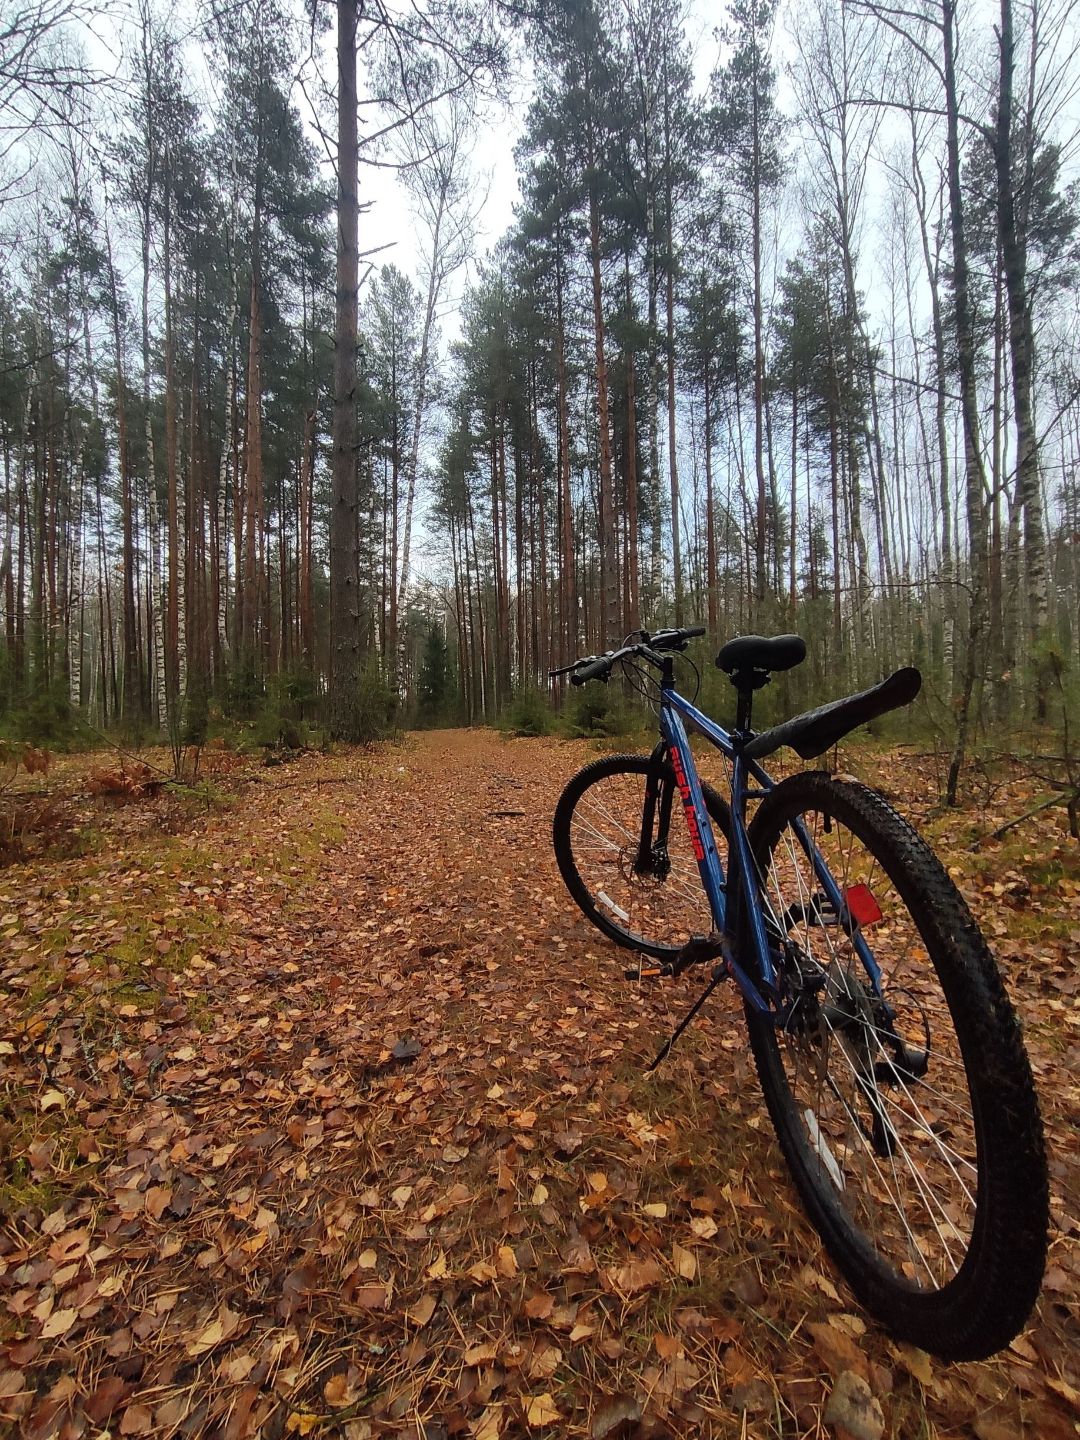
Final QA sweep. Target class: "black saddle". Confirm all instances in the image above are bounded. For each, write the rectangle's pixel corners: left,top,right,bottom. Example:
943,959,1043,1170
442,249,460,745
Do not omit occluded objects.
716,634,807,677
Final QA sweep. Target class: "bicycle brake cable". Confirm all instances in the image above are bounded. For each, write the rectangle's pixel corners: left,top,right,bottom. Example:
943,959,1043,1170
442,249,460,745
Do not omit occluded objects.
678,652,702,703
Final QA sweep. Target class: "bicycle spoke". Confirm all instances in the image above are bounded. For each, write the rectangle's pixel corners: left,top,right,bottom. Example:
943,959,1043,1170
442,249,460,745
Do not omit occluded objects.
565,764,716,950
757,802,981,1289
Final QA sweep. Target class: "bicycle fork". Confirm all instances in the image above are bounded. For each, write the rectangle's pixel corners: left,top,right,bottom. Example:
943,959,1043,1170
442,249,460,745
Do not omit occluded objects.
632,741,676,879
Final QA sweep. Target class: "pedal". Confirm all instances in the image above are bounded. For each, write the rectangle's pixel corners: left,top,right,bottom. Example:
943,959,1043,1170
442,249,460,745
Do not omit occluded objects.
624,962,669,980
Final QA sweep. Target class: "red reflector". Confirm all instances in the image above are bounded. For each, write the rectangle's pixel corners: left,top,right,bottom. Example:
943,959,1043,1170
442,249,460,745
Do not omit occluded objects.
844,883,882,926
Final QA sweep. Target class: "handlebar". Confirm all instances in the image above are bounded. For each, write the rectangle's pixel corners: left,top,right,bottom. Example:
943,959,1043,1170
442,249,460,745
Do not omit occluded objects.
654,625,705,645
549,626,708,687
571,654,615,685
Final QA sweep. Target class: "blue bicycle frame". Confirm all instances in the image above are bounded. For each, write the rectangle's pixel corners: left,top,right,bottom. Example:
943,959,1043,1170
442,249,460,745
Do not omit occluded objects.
654,675,885,1020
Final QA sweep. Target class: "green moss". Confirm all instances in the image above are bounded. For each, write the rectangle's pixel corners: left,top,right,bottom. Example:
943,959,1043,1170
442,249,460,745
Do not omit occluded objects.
180,992,212,1033
0,1157,59,1220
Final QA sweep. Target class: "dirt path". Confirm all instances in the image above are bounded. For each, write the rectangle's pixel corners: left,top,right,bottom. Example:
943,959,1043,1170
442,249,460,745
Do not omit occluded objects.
0,730,1076,1439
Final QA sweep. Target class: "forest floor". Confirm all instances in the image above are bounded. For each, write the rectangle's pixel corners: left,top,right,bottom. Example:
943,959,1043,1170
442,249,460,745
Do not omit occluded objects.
0,729,1078,1440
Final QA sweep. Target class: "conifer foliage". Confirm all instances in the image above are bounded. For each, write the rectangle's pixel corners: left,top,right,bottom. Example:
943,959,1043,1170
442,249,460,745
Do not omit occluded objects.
0,0,1078,769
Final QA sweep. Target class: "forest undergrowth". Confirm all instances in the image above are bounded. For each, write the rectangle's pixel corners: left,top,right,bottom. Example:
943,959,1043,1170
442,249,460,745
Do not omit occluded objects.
0,731,1077,1439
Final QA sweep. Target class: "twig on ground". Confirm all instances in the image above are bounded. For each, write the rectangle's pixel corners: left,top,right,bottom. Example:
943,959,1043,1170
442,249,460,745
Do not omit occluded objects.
968,790,1079,848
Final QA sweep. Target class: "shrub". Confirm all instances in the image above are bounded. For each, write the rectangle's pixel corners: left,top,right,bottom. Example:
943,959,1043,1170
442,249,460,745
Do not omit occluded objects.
562,685,639,739
11,676,76,745
252,669,321,751
353,656,398,741
502,688,554,737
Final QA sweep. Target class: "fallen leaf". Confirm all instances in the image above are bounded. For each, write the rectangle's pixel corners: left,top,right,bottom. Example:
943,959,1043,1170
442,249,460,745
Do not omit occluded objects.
611,1258,663,1293
524,1393,561,1427
186,1305,241,1357
407,1293,437,1327
241,1228,270,1257
672,1243,696,1280
350,1284,389,1309
591,1396,641,1439
527,1345,562,1380
808,1320,869,1380
471,1404,503,1440
0,1373,27,1401
324,1373,359,1408
731,1379,774,1415
40,1308,77,1340
42,1208,68,1236
973,1421,1025,1440
893,1342,933,1387
553,1128,582,1155
119,1403,153,1436
84,1377,131,1424
1045,1376,1080,1410
427,1250,448,1279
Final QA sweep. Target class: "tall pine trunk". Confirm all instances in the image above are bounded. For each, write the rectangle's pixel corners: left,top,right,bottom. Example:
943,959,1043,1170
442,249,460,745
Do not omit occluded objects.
329,0,364,738
995,0,1048,694
587,170,618,649
943,0,990,804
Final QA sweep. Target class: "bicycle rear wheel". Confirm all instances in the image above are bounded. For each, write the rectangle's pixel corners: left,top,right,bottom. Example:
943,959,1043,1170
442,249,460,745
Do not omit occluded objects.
553,753,730,959
739,771,1047,1360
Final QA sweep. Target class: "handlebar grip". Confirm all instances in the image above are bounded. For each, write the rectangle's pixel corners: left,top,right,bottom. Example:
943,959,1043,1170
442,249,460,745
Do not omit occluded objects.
571,654,613,685
685,626,706,639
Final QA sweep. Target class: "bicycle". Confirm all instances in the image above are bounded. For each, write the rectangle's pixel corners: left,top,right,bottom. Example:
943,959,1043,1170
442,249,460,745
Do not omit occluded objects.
550,627,1048,1361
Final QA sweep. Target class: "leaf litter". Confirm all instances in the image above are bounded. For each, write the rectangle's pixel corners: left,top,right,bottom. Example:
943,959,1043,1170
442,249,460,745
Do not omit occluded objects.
0,730,1076,1437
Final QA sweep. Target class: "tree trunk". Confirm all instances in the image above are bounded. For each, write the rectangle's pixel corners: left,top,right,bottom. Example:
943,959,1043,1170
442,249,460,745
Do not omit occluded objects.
624,255,640,635
995,0,1048,679
942,0,990,805
163,142,180,748
587,170,618,649
106,223,140,728
705,368,718,635
329,0,364,739
663,74,682,625
751,54,768,611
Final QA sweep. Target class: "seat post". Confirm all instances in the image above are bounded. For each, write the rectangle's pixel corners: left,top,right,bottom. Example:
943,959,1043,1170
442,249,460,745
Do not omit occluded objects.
736,683,754,733
731,667,769,733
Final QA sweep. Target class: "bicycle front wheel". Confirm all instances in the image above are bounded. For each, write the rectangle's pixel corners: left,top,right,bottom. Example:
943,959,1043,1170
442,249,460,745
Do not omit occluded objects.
553,753,730,959
740,771,1047,1360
